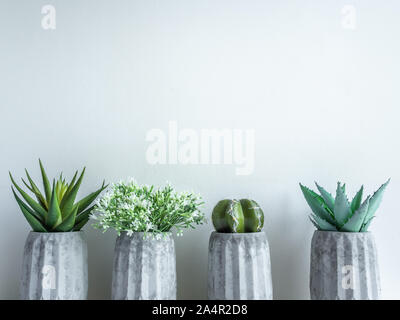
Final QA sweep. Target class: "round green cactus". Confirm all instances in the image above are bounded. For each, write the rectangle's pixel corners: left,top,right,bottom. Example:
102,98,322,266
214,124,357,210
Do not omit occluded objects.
212,199,264,233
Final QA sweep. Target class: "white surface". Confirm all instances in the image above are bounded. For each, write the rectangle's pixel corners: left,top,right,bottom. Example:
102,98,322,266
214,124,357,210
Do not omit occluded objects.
0,0,399,299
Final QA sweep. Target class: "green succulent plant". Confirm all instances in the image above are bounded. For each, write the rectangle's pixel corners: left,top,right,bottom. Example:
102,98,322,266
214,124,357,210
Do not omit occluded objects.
10,160,107,232
300,180,390,232
212,199,264,233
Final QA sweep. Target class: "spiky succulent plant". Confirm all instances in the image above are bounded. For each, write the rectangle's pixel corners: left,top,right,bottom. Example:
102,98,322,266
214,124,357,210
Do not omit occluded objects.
300,180,390,232
10,160,107,232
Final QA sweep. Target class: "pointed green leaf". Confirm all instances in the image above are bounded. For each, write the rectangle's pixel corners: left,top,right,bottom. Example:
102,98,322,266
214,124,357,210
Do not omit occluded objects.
46,180,62,229
24,169,48,209
9,172,48,218
365,179,390,222
11,187,44,223
75,205,95,225
309,217,321,230
300,183,335,225
315,182,335,212
21,178,47,210
21,177,48,208
55,204,78,232
25,169,43,196
55,177,67,203
350,185,363,213
60,171,78,205
60,168,85,216
76,183,107,214
310,214,337,231
334,182,352,226
21,179,35,193
39,159,52,203
20,206,47,232
73,217,89,231
361,217,374,232
55,179,60,198
341,197,370,232
12,188,47,232
58,180,68,201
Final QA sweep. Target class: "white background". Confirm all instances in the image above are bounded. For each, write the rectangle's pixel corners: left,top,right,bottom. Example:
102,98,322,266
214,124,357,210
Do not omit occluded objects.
0,0,399,299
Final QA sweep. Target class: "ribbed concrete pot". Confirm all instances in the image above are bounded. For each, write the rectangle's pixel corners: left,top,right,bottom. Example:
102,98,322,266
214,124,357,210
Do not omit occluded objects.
20,231,88,300
111,232,176,300
310,231,380,300
208,231,273,300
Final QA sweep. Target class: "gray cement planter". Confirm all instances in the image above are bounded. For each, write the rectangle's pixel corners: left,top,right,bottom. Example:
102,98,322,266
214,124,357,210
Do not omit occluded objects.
20,231,88,300
208,231,273,300
310,231,380,300
111,232,176,300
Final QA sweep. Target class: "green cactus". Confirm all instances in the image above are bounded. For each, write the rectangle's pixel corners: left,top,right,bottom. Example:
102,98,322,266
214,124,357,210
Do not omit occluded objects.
300,180,390,232
212,199,264,233
10,159,107,232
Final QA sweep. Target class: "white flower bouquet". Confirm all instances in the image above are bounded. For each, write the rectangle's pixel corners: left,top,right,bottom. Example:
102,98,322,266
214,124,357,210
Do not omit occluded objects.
91,179,205,237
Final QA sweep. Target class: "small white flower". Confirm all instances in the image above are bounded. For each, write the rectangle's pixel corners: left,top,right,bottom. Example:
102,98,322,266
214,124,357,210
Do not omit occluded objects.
92,180,205,236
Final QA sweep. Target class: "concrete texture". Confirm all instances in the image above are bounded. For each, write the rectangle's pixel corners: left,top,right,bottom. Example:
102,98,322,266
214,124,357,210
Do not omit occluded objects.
111,232,177,300
310,231,380,300
20,231,88,300
208,231,273,300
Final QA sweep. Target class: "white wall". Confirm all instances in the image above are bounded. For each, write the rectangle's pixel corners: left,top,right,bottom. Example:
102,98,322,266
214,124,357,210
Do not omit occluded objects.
1,0,399,299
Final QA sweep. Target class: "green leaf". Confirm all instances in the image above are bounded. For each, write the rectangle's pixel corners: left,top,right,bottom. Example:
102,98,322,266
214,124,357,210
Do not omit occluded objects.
75,205,95,225
310,214,337,231
9,172,48,218
55,204,78,232
12,188,47,232
350,185,364,213
365,179,390,222
334,182,352,226
76,182,107,214
62,171,78,200
59,180,68,201
11,187,44,223
46,180,62,229
21,179,34,193
309,217,321,230
300,183,335,225
24,169,48,210
315,182,335,212
60,171,78,207
73,217,89,231
60,168,85,217
55,177,68,203
341,197,370,232
361,217,374,232
39,159,52,203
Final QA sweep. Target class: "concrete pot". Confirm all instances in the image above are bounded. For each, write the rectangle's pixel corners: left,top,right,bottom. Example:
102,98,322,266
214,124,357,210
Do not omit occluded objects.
111,232,176,300
20,231,88,300
208,231,273,300
310,231,380,300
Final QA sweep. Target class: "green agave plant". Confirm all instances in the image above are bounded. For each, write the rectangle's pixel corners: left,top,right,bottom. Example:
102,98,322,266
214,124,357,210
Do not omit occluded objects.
9,160,107,232
300,180,390,232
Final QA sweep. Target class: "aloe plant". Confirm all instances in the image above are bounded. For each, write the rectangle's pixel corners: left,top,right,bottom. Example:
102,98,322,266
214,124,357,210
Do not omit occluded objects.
212,199,264,233
10,160,107,232
300,180,390,232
